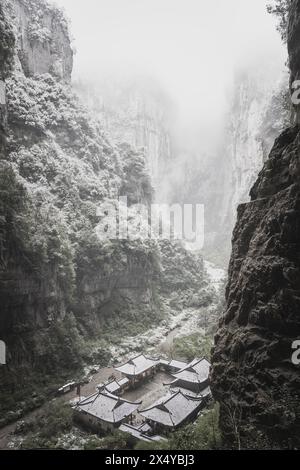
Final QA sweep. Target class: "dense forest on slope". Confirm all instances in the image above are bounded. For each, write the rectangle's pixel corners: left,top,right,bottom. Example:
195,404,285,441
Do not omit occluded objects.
0,0,214,424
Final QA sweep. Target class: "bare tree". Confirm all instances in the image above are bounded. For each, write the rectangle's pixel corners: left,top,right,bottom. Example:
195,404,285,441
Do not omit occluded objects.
223,402,243,450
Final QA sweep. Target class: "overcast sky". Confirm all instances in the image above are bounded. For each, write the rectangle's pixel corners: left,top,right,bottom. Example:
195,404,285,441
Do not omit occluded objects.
53,0,286,146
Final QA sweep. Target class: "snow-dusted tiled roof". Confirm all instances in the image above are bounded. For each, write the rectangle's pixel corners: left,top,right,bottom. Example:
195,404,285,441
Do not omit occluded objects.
75,391,141,424
169,385,211,399
119,424,166,443
168,360,188,370
169,387,201,398
172,358,210,384
140,391,203,428
118,377,130,386
99,380,120,394
115,354,159,376
159,359,169,366
200,386,211,398
97,377,130,393
58,381,76,392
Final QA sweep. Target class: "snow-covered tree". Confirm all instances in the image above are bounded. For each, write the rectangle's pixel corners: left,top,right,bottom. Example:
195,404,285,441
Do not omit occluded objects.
267,0,291,43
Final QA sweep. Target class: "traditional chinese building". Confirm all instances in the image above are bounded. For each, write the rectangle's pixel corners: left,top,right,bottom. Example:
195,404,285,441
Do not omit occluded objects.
167,358,211,393
139,391,204,433
115,354,160,386
159,359,188,374
97,377,130,396
74,390,141,433
119,423,166,444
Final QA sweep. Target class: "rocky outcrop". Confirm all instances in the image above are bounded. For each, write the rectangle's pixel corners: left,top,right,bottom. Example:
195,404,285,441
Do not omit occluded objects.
5,0,73,80
211,1,300,449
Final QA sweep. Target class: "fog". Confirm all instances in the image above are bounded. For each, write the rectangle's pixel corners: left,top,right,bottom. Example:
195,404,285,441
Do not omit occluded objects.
55,0,285,129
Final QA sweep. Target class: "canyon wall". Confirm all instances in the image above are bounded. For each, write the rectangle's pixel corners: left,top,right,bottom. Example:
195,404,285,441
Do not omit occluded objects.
211,0,300,449
207,68,290,265
75,80,173,193
162,64,289,266
0,2,14,152
217,69,289,244
0,0,161,408
6,0,72,79
0,0,211,423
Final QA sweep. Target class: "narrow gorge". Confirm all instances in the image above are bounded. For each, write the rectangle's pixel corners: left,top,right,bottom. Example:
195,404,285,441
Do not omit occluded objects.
0,0,299,452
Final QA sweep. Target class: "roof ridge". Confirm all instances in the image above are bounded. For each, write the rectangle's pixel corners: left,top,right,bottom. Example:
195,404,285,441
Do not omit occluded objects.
99,389,142,405
115,354,140,368
77,391,100,406
140,391,182,412
116,353,148,368
180,357,203,371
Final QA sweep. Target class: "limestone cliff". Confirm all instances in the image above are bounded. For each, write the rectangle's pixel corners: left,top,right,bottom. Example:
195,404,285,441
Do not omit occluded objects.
0,2,14,152
211,0,300,449
75,79,173,193
0,0,211,424
163,65,289,267
0,0,162,412
208,68,290,265
5,0,72,80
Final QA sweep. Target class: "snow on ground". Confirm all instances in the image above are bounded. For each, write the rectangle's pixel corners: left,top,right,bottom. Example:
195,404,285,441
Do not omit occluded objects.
204,260,226,294
108,261,226,364
109,307,205,364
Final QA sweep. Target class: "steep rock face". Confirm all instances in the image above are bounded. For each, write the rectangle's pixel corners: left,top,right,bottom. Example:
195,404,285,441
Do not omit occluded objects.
0,0,211,422
75,80,173,192
210,69,290,264
211,3,300,449
4,0,73,80
219,70,289,226
164,66,289,266
0,0,159,412
0,3,15,152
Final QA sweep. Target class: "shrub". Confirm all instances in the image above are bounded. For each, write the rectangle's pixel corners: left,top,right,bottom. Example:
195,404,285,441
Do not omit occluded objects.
171,333,213,362
167,405,222,450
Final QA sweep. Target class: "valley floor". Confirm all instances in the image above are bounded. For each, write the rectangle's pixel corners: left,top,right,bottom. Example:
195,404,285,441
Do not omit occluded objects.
0,261,225,450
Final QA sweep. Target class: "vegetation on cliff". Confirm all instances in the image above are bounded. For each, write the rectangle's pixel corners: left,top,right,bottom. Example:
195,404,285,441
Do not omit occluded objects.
0,0,214,428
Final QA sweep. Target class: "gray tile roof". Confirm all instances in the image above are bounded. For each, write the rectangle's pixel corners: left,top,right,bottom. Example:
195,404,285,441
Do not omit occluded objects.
118,377,130,387
119,424,166,443
140,391,203,428
169,385,212,398
75,391,141,424
104,381,121,394
97,377,130,393
200,386,211,398
168,360,188,370
169,387,201,398
172,358,210,384
115,354,159,377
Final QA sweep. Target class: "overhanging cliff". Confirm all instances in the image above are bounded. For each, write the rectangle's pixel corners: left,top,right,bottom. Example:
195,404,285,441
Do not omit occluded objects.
211,0,300,449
